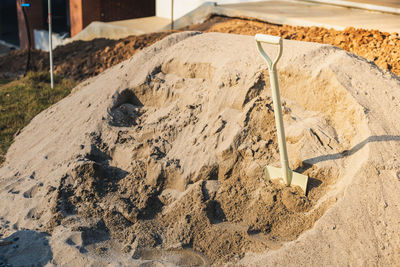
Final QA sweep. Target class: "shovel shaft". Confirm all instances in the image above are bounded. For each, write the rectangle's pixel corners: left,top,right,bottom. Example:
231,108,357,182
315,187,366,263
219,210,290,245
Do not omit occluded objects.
256,34,308,193
256,34,291,185
269,69,290,185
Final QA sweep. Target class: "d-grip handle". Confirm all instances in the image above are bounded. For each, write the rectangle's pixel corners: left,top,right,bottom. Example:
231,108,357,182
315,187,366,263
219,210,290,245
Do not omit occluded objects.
255,34,283,70
254,34,282,45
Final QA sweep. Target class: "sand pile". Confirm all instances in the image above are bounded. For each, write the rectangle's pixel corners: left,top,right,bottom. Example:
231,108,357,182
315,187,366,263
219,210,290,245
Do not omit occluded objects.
1,32,400,266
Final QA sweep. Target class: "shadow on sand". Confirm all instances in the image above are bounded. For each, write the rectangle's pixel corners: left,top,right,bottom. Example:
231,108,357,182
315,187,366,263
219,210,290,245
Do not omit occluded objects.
0,230,53,266
294,135,400,192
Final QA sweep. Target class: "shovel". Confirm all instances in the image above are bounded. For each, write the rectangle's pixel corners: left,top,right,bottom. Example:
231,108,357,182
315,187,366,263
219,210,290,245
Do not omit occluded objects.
255,34,308,193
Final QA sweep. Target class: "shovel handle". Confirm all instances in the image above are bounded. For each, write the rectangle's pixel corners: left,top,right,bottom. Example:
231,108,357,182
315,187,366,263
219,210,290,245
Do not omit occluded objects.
255,34,283,70
255,34,281,45
255,34,290,186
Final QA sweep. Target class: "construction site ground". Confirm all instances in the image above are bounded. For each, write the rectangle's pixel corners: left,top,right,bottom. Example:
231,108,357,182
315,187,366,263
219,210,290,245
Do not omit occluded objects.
0,15,399,82
1,13,400,266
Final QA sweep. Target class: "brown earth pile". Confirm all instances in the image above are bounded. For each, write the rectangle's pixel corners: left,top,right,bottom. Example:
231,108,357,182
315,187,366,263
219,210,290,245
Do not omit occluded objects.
0,32,173,81
1,16,399,81
187,16,400,74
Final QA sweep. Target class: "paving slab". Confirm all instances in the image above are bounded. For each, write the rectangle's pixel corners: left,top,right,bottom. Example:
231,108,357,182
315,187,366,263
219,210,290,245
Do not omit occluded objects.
328,0,400,9
0,41,17,57
304,0,400,14
108,16,171,34
0,44,11,56
216,0,400,33
68,16,171,43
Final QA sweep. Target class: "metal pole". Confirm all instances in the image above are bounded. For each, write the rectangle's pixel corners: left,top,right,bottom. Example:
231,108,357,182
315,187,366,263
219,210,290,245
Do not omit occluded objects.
171,0,174,30
48,0,54,88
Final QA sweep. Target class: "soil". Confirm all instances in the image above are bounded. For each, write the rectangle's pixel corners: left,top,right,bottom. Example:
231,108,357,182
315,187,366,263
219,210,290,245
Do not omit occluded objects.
0,32,174,81
1,15,399,81
187,16,400,74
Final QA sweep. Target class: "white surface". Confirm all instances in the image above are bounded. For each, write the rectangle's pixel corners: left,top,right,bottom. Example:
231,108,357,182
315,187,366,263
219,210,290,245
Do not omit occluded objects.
66,17,170,43
255,33,282,44
156,0,264,19
34,29,67,51
304,0,400,14
217,1,400,33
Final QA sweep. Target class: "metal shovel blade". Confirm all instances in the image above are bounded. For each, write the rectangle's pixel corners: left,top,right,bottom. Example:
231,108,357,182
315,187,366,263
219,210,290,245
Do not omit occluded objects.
265,165,308,194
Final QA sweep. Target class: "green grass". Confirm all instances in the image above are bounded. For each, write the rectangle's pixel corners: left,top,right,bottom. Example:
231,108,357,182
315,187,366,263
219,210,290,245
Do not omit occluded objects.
0,72,75,163
0,78,11,85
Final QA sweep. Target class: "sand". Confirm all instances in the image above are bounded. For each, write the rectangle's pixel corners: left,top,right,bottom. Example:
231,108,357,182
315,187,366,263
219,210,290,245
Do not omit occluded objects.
1,32,400,266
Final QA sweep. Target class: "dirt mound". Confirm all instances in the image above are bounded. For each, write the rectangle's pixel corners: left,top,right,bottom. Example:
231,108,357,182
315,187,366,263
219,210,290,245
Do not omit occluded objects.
0,31,173,81
1,32,400,266
1,16,399,82
186,16,400,75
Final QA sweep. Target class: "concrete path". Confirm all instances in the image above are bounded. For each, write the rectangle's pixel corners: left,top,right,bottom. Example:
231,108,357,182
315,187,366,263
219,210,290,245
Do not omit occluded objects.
216,0,400,33
0,45,11,56
108,16,171,34
0,42,15,57
67,16,171,43
66,0,400,44
325,0,400,9
304,0,400,14
346,0,400,8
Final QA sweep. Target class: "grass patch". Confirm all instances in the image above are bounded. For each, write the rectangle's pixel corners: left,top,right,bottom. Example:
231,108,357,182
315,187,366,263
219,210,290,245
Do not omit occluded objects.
0,72,75,163
0,79,11,85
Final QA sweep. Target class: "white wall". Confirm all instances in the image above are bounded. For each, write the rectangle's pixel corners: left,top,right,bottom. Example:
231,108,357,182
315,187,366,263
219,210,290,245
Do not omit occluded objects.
156,0,262,19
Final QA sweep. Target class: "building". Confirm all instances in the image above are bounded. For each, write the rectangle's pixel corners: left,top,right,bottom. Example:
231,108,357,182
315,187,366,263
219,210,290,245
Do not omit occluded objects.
0,0,20,46
0,0,155,49
156,0,262,20
1,0,265,50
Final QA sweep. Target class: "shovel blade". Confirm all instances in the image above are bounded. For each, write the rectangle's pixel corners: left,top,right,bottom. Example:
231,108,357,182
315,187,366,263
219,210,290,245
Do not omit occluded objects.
265,165,308,194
